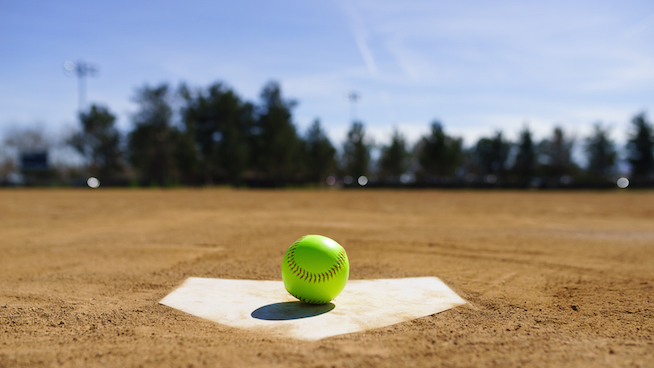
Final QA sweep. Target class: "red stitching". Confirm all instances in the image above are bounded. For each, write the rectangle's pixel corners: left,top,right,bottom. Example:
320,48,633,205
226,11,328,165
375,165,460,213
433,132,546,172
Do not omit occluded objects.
285,243,347,287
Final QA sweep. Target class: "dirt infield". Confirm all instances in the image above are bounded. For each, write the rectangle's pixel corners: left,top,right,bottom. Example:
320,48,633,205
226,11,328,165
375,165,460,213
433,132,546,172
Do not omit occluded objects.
1,189,653,367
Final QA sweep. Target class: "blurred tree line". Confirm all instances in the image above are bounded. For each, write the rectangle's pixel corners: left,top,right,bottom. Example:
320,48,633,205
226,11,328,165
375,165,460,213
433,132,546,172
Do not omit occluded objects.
67,81,339,187
1,80,653,188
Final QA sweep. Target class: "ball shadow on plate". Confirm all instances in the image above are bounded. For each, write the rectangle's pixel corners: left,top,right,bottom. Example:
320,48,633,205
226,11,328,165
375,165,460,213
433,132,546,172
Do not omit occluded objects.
251,301,335,321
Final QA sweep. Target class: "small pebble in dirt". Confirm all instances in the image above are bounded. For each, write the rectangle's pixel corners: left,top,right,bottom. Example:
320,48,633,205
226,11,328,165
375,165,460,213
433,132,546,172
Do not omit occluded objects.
571,305,578,311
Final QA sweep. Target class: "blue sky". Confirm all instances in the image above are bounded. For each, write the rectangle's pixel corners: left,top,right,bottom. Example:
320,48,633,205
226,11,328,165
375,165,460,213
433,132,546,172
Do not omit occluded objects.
1,0,653,152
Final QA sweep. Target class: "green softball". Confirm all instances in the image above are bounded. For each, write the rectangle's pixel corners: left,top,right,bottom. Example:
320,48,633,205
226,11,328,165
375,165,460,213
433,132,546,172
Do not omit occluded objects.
282,235,349,304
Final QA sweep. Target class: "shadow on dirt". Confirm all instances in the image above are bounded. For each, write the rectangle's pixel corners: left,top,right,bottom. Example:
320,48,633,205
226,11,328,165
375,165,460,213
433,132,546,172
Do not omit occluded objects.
251,301,335,321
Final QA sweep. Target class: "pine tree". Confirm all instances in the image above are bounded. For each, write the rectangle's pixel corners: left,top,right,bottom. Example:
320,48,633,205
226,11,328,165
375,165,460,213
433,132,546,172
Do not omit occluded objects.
180,82,250,184
303,119,337,184
128,84,179,186
69,104,123,183
379,128,410,182
416,121,463,180
626,112,654,183
342,122,371,178
475,131,510,182
584,123,616,181
512,127,536,185
252,81,302,185
538,127,576,185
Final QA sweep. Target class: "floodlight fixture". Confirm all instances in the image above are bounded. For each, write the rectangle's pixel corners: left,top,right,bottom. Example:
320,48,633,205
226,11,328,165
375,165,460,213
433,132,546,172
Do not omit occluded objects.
63,60,99,113
347,91,360,123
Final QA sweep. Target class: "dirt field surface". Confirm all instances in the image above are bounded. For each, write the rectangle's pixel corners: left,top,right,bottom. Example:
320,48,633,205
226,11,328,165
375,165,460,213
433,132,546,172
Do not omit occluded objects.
1,189,653,368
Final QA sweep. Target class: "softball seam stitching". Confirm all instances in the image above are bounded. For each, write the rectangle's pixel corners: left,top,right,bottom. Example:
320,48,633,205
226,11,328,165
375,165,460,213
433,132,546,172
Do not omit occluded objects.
285,237,347,285
288,291,327,305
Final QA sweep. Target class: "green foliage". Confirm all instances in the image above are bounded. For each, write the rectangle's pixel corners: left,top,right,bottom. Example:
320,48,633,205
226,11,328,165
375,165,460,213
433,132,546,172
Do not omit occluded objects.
342,121,371,177
417,121,463,179
128,84,182,186
180,82,251,184
512,126,536,185
584,123,616,180
252,81,303,184
169,126,199,185
379,128,410,181
475,131,510,179
69,104,123,182
303,119,337,184
10,73,654,188
538,127,576,183
626,112,654,182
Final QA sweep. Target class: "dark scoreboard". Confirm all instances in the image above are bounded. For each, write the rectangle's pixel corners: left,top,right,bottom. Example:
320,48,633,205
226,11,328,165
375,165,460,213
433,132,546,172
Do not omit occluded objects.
20,152,49,171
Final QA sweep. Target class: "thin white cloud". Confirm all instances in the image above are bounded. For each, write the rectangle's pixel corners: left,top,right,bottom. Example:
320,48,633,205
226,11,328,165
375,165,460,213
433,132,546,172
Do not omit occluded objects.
336,1,379,75
337,0,654,96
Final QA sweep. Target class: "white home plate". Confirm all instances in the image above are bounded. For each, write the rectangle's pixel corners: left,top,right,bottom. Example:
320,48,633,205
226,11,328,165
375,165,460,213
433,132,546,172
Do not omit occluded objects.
159,277,466,340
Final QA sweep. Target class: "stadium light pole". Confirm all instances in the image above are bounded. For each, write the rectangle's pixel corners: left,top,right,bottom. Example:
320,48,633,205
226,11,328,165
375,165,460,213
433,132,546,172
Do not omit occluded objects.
348,91,360,123
64,60,98,113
